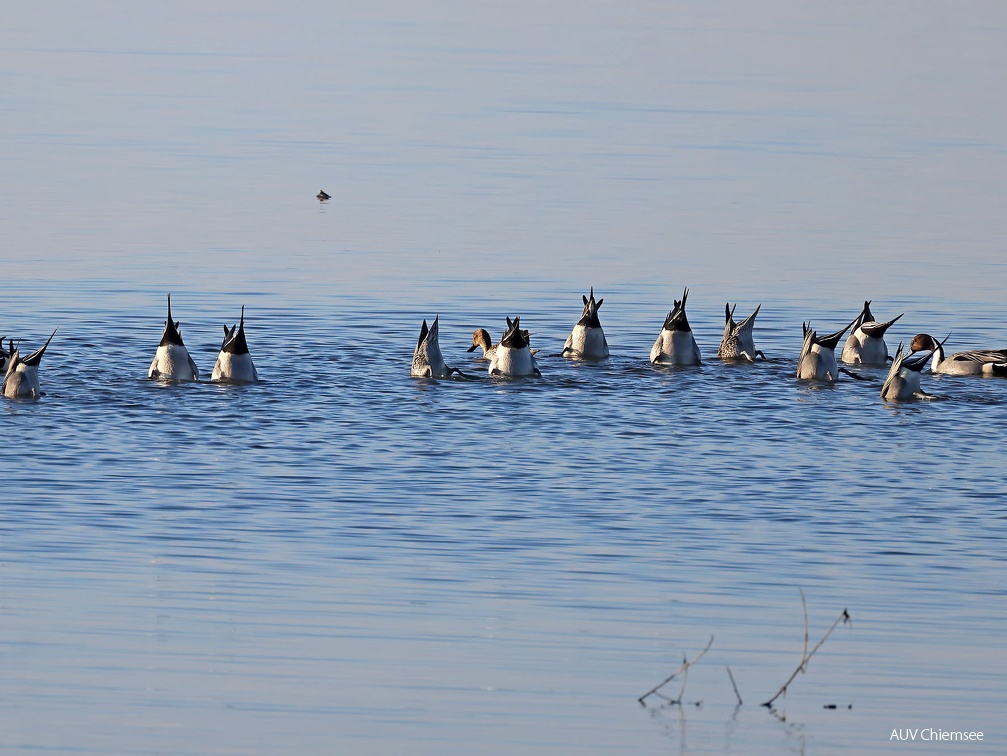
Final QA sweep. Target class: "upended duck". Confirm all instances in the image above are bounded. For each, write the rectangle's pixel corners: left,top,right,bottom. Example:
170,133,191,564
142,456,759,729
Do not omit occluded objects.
717,303,765,362
841,301,903,365
489,317,541,377
211,306,259,383
411,316,462,378
562,288,609,361
2,329,57,399
148,294,199,381
910,334,1007,376
881,342,935,401
651,287,701,365
796,319,855,382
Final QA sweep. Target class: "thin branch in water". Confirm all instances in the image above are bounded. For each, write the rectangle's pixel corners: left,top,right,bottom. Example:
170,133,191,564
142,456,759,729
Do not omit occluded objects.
761,598,851,708
638,634,714,705
800,587,809,673
726,665,743,705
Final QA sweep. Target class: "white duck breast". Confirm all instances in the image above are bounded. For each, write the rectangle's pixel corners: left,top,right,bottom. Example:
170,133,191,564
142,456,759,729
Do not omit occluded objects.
211,306,259,383
2,329,57,400
562,288,609,361
910,334,1007,376
489,316,541,377
796,320,853,382
651,287,701,365
148,294,199,381
881,342,933,401
411,316,456,378
841,301,903,365
717,302,764,361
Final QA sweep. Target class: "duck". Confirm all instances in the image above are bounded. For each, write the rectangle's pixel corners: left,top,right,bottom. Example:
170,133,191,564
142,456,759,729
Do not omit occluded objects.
148,294,200,382
841,301,904,365
717,303,765,362
467,328,498,361
562,288,609,361
211,306,259,383
411,315,461,378
2,329,57,399
910,333,1007,376
650,287,701,365
796,319,855,381
317,190,331,201
489,317,541,377
881,342,935,401
0,338,9,374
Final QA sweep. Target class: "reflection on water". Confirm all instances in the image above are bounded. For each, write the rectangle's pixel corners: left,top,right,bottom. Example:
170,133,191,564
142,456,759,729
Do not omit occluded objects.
3,1,1007,753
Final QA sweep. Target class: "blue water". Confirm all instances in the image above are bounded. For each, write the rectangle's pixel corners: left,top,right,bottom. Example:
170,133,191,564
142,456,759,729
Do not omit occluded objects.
3,3,1007,754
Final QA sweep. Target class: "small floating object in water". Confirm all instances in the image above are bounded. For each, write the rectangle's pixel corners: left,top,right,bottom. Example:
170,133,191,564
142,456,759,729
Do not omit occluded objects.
317,190,331,201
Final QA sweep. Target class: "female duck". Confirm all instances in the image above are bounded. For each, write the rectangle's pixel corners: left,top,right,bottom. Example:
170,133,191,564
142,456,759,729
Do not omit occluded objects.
881,342,934,401
841,301,903,365
717,303,765,362
651,288,701,365
562,288,609,361
910,334,1007,376
796,319,854,382
148,294,200,381
489,317,541,377
467,328,497,361
2,330,57,399
411,315,460,378
211,306,259,383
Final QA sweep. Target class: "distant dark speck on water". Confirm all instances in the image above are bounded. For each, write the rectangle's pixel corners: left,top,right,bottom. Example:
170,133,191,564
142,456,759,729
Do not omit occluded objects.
317,190,331,201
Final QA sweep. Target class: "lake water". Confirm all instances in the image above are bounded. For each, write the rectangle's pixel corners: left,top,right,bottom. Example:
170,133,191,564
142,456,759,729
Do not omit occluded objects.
2,3,1006,754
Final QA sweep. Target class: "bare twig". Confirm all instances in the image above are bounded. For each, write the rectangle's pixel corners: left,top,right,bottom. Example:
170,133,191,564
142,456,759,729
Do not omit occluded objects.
639,634,714,704
761,597,851,708
800,588,809,672
726,666,743,705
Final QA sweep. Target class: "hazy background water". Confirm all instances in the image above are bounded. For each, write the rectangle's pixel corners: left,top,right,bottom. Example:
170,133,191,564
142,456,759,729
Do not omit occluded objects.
2,2,1006,754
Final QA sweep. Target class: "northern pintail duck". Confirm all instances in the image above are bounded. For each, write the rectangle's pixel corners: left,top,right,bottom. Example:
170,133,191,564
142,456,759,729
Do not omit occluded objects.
489,317,541,377
910,333,1007,376
796,319,855,381
0,338,10,374
651,287,701,365
148,294,199,382
881,341,935,401
317,190,331,201
2,329,57,400
411,315,460,378
211,306,259,383
841,301,904,365
562,288,609,361
717,303,765,362
467,328,498,361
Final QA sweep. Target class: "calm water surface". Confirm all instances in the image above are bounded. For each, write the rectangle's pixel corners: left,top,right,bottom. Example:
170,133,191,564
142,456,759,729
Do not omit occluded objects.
2,2,1006,754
